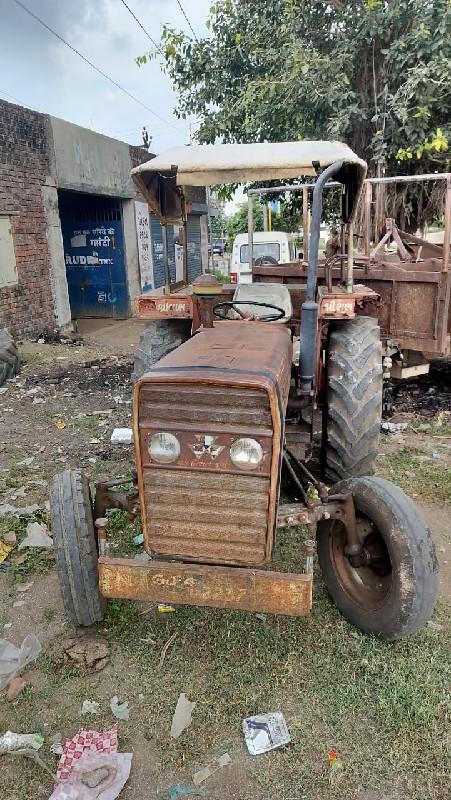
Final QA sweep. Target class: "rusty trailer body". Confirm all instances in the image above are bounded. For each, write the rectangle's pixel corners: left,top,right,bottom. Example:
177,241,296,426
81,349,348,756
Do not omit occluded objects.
252,173,451,362
50,141,439,641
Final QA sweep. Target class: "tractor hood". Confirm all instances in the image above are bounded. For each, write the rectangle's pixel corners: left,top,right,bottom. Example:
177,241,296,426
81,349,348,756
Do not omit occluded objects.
131,141,367,225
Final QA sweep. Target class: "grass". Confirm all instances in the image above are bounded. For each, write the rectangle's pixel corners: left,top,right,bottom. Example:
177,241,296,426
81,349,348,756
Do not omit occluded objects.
0,510,55,577
2,531,451,799
1,415,451,797
6,586,449,799
106,508,143,557
377,444,451,503
99,584,451,798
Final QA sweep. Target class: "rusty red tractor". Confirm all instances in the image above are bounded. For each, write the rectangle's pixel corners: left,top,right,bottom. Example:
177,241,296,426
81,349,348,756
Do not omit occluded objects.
51,142,438,640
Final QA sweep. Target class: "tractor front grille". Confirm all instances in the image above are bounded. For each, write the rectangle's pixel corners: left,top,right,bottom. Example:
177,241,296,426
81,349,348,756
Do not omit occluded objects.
138,382,274,566
143,469,270,564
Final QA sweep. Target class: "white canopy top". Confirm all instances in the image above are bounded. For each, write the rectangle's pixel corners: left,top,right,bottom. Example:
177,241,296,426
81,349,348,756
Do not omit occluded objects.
131,141,367,224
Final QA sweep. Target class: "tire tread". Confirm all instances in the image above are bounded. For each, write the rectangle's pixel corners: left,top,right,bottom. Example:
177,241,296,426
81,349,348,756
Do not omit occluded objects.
50,469,105,626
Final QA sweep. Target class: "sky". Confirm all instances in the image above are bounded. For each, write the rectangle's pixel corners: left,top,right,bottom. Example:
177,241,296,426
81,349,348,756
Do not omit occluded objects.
0,0,212,152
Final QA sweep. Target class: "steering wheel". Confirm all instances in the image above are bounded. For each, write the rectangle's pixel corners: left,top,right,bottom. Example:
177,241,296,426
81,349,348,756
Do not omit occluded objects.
213,300,285,322
254,255,279,265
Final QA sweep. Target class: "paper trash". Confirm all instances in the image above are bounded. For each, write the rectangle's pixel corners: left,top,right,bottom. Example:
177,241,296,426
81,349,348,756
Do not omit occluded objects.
110,428,134,444
19,522,53,549
49,750,133,800
242,712,291,755
0,634,42,690
193,753,232,785
170,693,196,739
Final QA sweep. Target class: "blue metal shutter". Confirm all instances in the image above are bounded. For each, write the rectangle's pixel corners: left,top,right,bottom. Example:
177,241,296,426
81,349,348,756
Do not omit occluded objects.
186,215,202,283
150,215,176,289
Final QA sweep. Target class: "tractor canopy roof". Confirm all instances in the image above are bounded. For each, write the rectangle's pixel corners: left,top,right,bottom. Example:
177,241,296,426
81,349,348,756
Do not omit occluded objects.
131,141,367,225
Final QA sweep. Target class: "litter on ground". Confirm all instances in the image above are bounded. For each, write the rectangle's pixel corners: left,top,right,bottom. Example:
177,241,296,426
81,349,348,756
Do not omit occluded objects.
242,712,291,755
49,750,132,800
82,700,100,715
0,634,42,690
110,695,130,721
193,752,232,785
19,522,53,549
55,725,119,782
170,693,196,739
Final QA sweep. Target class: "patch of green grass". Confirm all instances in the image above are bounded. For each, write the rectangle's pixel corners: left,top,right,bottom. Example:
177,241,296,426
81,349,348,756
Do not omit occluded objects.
0,510,55,577
19,350,47,366
72,414,102,432
0,460,33,493
96,585,451,799
376,445,451,502
411,411,451,437
105,508,143,557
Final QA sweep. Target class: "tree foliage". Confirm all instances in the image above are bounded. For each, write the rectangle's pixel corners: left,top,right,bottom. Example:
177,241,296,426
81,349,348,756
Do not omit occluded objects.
145,0,451,177
225,198,304,238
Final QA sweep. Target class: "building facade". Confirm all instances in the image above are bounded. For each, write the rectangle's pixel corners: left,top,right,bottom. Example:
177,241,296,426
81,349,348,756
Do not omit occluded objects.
0,100,207,336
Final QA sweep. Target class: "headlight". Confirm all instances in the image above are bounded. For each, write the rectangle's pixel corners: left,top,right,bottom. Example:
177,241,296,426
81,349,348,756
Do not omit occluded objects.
148,432,180,464
230,438,264,470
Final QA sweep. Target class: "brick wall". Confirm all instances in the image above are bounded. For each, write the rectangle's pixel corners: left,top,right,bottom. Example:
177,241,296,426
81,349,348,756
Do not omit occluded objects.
129,144,153,171
0,100,56,337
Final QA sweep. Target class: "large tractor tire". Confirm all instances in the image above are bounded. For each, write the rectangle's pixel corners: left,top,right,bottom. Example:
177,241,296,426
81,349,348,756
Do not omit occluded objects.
50,469,106,626
132,319,191,383
0,329,20,386
323,316,382,482
317,476,438,640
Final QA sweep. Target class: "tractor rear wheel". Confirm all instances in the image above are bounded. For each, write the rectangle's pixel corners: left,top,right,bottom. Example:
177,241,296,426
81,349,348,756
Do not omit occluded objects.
50,469,106,626
132,319,191,382
0,329,20,386
323,316,382,482
317,476,438,640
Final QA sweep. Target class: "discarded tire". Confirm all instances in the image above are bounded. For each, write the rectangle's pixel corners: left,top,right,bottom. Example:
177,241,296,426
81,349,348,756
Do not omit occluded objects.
50,469,106,626
323,316,382,481
0,329,20,386
317,476,439,640
132,318,191,382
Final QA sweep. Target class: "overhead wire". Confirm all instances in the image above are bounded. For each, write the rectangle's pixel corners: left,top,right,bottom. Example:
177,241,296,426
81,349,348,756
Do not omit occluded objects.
175,0,198,41
10,0,181,133
118,0,165,56
0,88,42,113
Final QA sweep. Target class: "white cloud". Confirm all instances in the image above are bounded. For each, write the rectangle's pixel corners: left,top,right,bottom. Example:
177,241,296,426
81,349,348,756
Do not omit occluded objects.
0,0,212,151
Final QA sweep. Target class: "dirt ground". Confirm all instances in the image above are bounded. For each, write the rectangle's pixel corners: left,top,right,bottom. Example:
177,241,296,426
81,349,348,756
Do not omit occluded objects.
1,324,450,800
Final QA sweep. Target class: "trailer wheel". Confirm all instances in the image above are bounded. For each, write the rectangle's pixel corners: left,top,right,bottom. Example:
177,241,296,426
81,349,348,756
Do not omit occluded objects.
0,329,20,386
317,476,438,640
323,316,382,481
132,319,191,382
50,470,106,626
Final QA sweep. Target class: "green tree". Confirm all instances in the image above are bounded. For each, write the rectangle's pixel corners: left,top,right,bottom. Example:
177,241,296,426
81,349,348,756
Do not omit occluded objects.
226,199,264,239
140,0,450,176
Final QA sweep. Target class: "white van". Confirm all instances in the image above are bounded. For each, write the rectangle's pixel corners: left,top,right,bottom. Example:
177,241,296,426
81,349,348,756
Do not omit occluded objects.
230,231,298,284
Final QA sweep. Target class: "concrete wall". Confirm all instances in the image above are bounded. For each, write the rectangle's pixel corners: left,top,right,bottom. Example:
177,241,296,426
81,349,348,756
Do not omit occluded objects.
50,117,136,198
41,180,72,329
0,97,210,333
121,198,141,308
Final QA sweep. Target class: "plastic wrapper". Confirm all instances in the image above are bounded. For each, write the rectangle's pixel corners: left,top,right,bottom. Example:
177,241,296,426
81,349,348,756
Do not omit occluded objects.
0,634,42,690
0,731,44,753
242,712,291,755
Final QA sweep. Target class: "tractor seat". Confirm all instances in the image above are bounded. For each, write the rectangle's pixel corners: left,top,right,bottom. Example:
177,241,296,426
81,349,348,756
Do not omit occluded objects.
232,283,293,323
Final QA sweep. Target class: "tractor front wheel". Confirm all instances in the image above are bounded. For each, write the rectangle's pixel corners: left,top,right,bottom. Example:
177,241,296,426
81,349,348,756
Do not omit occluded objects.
323,316,382,482
50,469,106,626
317,476,438,640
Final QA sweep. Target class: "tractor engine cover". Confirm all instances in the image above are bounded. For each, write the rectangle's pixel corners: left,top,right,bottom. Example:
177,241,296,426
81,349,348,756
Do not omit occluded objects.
133,323,292,567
